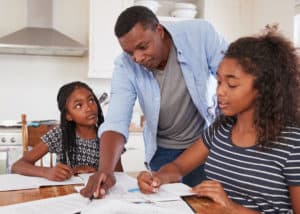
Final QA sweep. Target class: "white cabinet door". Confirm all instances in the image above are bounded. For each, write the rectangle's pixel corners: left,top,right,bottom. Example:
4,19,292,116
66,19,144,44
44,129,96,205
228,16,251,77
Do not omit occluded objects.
121,132,146,172
88,0,133,78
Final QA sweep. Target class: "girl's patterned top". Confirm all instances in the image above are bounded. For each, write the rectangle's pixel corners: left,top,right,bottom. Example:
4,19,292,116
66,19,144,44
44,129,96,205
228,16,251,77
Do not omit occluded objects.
41,126,99,169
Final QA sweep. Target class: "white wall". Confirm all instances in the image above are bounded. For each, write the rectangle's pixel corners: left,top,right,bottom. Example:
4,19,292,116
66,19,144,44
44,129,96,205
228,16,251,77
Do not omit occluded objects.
204,0,242,42
250,0,294,40
0,54,111,121
204,0,294,42
0,0,111,121
295,1,300,47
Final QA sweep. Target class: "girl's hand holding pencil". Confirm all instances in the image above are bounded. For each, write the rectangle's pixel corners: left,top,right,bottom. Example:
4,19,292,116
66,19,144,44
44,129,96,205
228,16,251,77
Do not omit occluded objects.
44,163,73,181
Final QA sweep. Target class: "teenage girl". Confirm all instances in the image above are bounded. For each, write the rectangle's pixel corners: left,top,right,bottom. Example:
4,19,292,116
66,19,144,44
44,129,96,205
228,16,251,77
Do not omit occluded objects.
12,81,122,181
137,26,300,213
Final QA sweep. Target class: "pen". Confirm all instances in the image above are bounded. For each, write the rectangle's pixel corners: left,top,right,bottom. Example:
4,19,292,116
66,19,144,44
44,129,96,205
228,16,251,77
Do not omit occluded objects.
89,194,94,202
144,161,153,177
144,162,158,193
88,179,105,203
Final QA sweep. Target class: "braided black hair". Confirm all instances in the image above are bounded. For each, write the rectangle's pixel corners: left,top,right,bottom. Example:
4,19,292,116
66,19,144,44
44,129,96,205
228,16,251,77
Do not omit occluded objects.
56,81,104,166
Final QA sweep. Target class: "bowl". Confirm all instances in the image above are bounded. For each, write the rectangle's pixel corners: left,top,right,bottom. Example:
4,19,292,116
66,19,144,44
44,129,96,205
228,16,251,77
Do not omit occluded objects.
134,0,160,13
170,8,197,18
174,2,196,10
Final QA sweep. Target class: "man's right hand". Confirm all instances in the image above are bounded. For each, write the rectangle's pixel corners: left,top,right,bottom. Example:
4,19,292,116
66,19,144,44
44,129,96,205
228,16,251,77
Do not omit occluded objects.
80,171,116,198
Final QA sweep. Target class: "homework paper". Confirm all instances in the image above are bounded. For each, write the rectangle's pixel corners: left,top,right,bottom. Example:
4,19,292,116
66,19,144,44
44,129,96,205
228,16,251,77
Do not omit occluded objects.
0,193,84,214
77,173,94,184
81,198,194,214
108,172,195,202
160,183,196,197
0,193,194,214
0,174,84,191
76,172,196,203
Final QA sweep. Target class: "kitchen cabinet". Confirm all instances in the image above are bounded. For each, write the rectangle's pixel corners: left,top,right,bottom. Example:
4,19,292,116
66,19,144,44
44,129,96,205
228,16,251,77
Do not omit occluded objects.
88,0,134,78
121,132,145,172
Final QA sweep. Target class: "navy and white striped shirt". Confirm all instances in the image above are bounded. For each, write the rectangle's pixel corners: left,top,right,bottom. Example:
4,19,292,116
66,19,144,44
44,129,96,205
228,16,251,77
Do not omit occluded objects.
202,118,300,213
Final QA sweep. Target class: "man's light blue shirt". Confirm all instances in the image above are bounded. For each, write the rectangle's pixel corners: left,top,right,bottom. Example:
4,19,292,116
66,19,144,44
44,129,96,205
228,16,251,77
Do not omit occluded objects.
99,19,228,163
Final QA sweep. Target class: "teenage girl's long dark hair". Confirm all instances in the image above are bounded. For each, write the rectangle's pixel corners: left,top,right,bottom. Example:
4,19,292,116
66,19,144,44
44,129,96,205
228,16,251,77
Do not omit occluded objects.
215,26,300,147
56,81,104,166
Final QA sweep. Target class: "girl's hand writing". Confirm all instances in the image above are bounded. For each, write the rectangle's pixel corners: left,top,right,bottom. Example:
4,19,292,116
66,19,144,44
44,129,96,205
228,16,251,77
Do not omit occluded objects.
45,163,73,181
137,171,161,194
191,180,234,208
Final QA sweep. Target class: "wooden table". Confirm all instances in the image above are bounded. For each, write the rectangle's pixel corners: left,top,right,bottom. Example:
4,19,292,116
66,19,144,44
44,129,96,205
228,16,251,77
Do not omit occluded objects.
183,195,233,214
0,184,80,206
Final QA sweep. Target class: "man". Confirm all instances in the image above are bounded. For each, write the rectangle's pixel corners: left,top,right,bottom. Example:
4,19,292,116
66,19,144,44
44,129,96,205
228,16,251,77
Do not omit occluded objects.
81,6,227,198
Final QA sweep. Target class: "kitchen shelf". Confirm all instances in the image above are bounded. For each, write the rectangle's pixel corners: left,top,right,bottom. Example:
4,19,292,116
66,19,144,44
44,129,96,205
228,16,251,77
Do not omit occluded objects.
158,15,194,22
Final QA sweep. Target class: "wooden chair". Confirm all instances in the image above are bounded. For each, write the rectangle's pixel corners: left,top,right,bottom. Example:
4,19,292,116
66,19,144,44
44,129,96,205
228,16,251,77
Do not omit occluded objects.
21,114,56,167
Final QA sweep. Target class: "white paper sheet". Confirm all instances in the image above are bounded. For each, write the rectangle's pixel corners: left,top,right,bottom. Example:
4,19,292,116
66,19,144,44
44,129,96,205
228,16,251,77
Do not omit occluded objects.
160,183,196,196
81,198,194,214
0,193,85,214
0,193,194,214
77,173,94,184
76,172,195,203
0,174,84,191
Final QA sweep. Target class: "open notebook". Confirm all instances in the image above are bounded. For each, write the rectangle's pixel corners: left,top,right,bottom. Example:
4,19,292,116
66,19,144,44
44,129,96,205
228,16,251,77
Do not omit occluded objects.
0,174,84,191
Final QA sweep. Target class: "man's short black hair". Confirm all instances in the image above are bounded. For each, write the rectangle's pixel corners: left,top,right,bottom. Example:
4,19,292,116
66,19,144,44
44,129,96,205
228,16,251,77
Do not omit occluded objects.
114,6,159,38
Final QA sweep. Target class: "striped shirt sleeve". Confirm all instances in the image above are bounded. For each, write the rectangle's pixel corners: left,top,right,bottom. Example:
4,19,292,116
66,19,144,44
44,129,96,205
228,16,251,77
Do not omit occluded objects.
283,128,300,186
201,122,216,150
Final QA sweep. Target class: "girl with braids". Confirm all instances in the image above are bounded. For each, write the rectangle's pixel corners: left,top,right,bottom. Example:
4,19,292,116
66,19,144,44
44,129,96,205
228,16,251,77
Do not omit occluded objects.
12,81,119,181
137,26,300,213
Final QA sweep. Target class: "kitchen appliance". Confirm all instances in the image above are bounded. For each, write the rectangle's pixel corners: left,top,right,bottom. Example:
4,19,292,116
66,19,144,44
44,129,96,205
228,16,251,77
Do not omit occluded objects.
0,122,23,174
0,0,87,57
0,119,59,174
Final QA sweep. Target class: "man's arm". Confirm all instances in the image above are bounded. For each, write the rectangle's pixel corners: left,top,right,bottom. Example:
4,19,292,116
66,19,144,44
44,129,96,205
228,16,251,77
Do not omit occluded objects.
99,131,125,172
80,131,125,198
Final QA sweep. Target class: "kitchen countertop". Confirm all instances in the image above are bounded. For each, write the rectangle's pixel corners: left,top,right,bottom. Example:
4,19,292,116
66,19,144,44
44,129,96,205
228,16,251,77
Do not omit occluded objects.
129,123,143,132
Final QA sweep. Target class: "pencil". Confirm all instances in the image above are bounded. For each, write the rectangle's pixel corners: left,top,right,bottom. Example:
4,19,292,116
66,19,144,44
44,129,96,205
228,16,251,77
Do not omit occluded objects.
89,194,94,202
144,161,153,177
144,162,158,193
